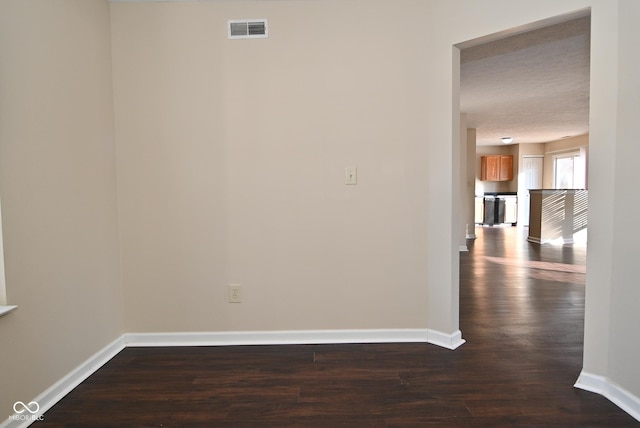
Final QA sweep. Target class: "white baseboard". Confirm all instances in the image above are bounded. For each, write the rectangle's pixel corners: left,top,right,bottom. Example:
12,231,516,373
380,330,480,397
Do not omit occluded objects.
125,328,427,347
1,336,125,428
459,245,469,252
427,329,466,350
126,328,466,350
575,371,640,422
466,233,477,240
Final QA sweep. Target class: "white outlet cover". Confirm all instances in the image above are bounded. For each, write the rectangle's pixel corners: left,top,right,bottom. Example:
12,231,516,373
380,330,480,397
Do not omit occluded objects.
228,284,242,303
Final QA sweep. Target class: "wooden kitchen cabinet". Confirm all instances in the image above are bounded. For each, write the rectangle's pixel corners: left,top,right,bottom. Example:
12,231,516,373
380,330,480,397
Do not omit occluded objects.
499,155,513,181
481,155,513,181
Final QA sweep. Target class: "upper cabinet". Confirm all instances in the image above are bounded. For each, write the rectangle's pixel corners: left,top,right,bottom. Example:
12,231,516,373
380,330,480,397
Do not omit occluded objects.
481,155,513,181
499,155,513,181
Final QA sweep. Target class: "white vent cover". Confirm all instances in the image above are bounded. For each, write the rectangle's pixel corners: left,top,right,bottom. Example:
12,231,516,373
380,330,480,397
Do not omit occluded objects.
228,19,268,39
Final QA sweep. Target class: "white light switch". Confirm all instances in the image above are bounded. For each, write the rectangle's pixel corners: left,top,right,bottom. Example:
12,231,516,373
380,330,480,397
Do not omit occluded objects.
345,166,357,185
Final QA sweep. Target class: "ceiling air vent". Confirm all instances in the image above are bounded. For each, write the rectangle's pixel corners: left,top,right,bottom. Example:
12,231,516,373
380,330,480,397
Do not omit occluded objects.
228,19,268,39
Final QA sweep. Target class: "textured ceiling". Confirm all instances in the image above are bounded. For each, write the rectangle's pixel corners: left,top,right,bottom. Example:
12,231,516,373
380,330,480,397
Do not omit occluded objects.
460,16,590,146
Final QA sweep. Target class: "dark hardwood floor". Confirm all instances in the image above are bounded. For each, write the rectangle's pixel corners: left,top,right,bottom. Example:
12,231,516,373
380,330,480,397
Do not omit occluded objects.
38,227,639,427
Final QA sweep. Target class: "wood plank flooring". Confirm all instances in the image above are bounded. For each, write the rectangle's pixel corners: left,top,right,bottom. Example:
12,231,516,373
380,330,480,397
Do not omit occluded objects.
38,227,639,426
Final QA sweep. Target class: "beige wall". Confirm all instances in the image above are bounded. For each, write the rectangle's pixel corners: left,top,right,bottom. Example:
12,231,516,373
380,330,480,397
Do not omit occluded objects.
581,0,618,383
0,0,123,417
459,114,473,247
111,1,434,332
466,129,478,234
606,0,640,398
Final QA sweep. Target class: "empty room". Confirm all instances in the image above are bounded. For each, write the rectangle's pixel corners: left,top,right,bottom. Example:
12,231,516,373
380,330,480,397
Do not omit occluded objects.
1,0,639,426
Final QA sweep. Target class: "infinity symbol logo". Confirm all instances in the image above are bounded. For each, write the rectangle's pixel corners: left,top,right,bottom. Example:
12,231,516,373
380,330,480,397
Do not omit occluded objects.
13,401,39,414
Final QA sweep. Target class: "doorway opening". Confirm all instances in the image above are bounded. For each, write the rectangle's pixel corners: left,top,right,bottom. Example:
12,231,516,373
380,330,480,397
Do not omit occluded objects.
457,11,590,243
454,7,592,364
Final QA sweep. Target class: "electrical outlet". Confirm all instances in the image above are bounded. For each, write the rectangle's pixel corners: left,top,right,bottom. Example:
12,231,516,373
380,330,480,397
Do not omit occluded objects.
228,284,242,303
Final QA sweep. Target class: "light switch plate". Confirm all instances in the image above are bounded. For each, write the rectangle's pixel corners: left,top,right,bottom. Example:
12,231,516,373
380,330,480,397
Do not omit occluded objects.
345,166,357,185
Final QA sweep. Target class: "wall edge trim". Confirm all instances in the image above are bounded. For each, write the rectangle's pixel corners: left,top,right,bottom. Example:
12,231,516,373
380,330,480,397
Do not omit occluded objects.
124,329,466,350
574,371,640,422
427,329,466,350
124,329,438,347
1,336,126,428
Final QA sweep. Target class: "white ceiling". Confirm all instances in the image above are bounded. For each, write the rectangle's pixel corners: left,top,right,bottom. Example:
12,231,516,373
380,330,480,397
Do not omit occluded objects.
460,15,591,146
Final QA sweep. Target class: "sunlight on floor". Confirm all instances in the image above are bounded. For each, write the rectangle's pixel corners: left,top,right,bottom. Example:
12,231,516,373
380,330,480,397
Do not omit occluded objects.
483,256,585,274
